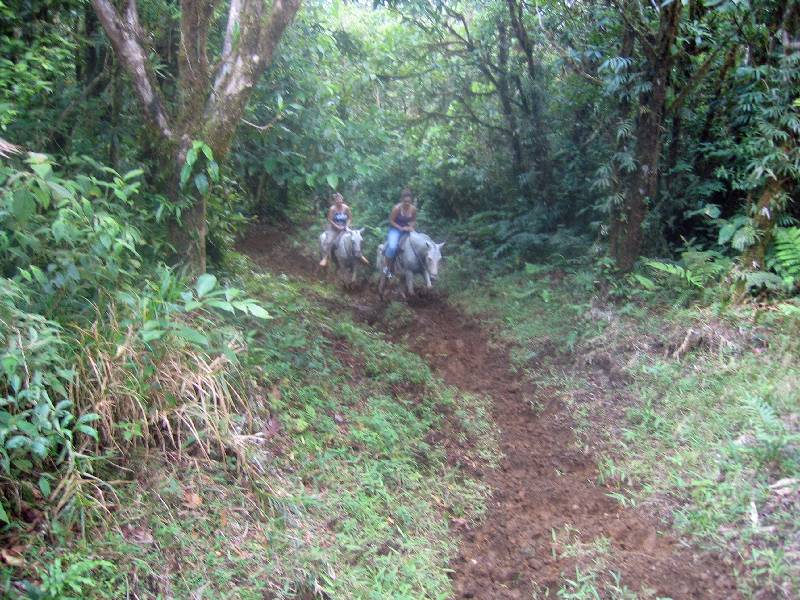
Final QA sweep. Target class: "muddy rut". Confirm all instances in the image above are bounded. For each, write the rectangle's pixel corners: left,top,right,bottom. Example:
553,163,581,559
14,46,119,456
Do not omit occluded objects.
242,225,737,599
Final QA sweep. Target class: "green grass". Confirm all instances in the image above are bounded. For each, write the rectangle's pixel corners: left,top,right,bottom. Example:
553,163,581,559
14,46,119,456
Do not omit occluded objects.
1,258,496,599
446,262,800,597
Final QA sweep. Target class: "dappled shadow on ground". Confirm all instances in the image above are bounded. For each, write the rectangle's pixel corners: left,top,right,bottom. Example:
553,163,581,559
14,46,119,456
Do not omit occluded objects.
240,223,739,599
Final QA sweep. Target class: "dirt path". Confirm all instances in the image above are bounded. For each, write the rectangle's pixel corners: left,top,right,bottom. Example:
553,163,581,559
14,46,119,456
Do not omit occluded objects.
241,225,738,599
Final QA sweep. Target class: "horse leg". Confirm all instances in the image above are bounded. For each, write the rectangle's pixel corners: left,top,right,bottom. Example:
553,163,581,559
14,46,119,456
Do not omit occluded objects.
424,271,432,289
405,271,414,297
378,272,387,300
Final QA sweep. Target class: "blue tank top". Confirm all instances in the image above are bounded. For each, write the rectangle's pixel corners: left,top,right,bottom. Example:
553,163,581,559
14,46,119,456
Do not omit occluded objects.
333,210,347,225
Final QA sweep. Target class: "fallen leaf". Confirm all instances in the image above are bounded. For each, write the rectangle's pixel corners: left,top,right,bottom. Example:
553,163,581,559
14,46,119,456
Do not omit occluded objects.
451,517,468,528
268,385,281,403
1,548,24,567
183,490,202,509
264,414,281,437
121,524,154,545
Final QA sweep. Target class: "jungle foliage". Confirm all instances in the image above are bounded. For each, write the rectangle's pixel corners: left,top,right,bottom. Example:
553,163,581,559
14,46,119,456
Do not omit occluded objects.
0,0,798,595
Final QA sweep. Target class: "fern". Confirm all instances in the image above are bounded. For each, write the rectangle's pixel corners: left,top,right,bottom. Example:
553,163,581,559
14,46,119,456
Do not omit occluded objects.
645,260,703,288
768,226,800,287
742,395,800,468
744,270,785,292
744,396,784,435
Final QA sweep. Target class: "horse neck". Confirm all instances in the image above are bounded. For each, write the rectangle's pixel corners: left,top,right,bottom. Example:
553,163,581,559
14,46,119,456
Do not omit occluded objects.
337,232,351,255
402,234,428,270
408,234,429,257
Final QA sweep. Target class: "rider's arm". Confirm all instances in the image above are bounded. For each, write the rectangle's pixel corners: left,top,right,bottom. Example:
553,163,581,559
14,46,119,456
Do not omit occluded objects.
345,205,352,228
408,207,418,231
389,205,402,229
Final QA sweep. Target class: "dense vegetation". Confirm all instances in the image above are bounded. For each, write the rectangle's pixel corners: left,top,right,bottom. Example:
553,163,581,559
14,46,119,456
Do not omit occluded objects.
1,0,798,597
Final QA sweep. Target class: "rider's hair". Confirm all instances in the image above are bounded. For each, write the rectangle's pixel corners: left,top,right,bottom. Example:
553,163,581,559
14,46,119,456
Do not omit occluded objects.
332,192,344,203
400,188,413,200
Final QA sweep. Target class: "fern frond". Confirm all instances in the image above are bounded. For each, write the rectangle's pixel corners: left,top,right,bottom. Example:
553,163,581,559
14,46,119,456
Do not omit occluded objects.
768,227,800,286
743,395,784,436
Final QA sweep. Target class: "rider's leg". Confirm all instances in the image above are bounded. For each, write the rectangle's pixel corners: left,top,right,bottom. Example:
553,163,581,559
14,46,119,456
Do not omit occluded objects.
320,227,335,266
384,228,401,276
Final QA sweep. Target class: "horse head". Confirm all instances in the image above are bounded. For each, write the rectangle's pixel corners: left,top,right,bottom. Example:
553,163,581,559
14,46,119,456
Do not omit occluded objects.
347,227,365,259
424,240,445,281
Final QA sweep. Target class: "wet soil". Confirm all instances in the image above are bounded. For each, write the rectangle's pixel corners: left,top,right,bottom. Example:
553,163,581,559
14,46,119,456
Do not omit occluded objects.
241,224,739,599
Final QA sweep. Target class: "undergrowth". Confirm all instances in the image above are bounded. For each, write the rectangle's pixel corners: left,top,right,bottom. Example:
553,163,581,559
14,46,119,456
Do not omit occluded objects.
445,260,800,597
0,155,495,597
1,264,494,598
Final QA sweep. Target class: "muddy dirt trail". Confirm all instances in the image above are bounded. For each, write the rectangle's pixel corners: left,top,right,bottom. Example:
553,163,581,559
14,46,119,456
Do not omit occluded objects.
242,225,738,599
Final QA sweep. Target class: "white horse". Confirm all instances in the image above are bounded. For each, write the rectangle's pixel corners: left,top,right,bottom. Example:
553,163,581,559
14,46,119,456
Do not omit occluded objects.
319,227,367,286
377,231,444,298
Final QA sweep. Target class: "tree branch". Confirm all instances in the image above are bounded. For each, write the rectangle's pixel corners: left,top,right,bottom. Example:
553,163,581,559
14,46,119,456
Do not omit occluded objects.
91,0,173,140
202,0,301,158
667,43,729,115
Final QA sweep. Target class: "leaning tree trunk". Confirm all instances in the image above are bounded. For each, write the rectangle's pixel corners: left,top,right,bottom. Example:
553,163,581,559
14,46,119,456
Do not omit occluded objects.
609,1,681,271
91,0,301,273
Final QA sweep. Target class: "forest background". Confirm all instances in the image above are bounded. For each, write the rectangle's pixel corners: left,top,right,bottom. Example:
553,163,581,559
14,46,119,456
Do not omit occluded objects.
1,0,799,597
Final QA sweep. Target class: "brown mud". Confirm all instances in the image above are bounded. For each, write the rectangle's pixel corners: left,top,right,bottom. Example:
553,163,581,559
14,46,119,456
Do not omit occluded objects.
241,224,739,599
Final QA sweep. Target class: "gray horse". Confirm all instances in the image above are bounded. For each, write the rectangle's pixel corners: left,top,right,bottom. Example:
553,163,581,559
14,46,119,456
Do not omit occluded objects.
319,227,366,286
377,231,444,298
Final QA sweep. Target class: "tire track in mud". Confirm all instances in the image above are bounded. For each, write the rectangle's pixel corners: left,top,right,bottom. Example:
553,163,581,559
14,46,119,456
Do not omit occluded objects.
242,225,738,599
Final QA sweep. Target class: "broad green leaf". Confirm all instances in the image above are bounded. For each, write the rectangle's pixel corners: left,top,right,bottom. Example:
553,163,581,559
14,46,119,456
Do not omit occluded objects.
47,181,72,201
174,326,209,347
718,222,738,245
179,162,192,188
31,439,48,459
206,299,235,313
6,435,29,450
247,303,272,319
326,173,339,189
207,161,220,182
30,162,52,179
194,173,209,195
195,273,217,298
141,329,165,343
186,147,198,167
12,189,36,222
39,475,51,499
77,413,101,424
76,424,99,441
0,501,8,524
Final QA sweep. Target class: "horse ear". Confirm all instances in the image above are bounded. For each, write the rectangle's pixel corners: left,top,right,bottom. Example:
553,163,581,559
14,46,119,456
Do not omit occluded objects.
426,240,432,248
358,228,365,234
438,242,445,248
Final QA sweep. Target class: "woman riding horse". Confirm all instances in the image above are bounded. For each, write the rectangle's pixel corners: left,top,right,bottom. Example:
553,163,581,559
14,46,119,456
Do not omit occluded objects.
382,188,417,278
320,192,352,267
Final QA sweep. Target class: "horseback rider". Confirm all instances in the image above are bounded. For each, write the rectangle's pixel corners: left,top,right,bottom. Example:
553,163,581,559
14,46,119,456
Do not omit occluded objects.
383,188,418,278
320,192,352,267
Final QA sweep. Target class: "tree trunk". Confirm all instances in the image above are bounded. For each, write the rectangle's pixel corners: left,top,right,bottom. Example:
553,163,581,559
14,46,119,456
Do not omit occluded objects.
91,0,301,273
741,179,785,271
504,0,553,193
609,1,681,271
496,20,527,195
